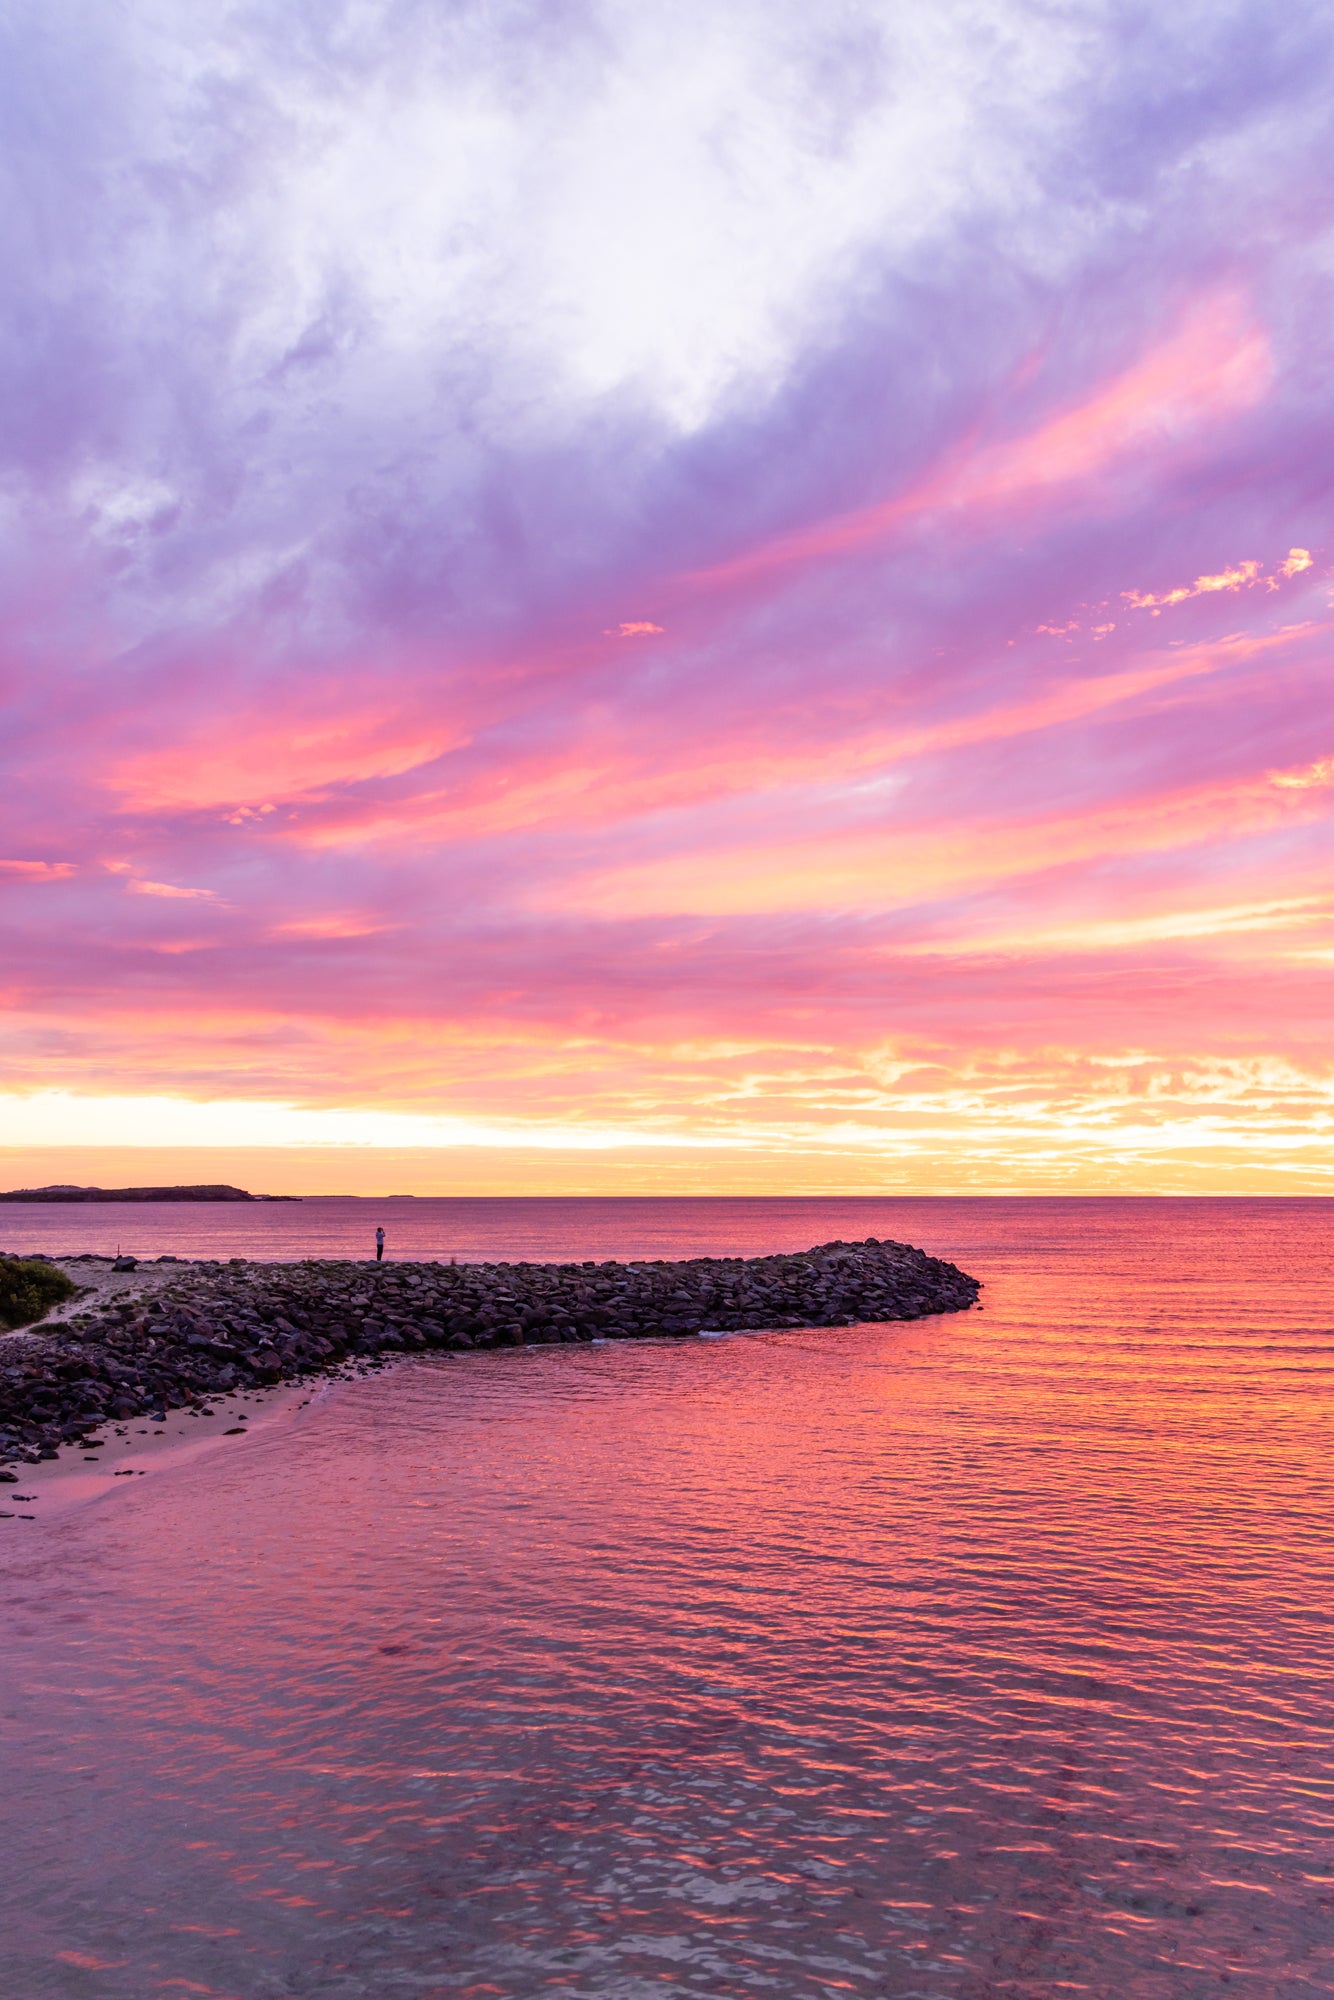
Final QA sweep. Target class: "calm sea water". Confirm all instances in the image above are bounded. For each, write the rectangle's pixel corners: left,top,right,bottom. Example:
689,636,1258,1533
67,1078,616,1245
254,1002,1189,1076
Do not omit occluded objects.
1,1197,1331,1999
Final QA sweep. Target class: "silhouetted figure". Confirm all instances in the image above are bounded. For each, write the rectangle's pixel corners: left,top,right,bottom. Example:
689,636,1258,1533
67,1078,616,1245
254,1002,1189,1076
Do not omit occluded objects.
375,1226,385,1262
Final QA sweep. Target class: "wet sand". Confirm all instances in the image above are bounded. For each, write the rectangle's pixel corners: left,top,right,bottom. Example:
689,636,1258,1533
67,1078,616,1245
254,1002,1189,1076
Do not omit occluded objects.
0,1376,319,1520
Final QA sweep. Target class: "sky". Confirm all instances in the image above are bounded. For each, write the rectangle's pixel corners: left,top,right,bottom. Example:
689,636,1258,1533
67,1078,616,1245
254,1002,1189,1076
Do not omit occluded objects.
2,0,1334,1195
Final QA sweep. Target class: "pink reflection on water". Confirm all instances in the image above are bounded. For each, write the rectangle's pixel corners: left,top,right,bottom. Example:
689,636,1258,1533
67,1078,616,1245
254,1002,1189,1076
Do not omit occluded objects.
0,1199,1331,1997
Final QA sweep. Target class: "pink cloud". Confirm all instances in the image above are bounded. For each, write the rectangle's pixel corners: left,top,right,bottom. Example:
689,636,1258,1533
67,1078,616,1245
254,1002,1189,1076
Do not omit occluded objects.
2,14,1333,1188
685,292,1272,591
110,683,466,815
1270,754,1334,791
0,859,74,880
271,914,394,938
129,879,219,900
1123,557,1272,610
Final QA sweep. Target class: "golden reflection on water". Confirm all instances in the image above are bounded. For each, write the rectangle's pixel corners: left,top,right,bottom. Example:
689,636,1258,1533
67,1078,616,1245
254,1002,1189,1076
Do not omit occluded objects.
0,1198,1331,1998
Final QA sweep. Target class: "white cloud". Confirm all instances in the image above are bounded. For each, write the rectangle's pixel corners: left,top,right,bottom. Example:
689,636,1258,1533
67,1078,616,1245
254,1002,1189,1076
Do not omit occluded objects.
0,1091,724,1150
76,0,1107,436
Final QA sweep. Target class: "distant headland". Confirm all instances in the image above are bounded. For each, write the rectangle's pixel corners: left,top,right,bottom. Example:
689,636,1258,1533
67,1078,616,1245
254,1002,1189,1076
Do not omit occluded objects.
0,1185,300,1203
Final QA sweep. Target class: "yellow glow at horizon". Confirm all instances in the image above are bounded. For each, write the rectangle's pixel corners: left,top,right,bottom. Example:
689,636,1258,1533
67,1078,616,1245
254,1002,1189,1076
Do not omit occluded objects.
0,1090,1331,1191
0,1092,732,1153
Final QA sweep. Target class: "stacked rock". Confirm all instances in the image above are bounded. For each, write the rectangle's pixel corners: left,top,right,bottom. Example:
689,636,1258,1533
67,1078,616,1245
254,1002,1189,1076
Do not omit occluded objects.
0,1237,980,1463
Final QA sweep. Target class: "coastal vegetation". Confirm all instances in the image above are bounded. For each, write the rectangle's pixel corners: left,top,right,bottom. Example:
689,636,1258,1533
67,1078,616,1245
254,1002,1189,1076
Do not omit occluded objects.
0,1257,78,1331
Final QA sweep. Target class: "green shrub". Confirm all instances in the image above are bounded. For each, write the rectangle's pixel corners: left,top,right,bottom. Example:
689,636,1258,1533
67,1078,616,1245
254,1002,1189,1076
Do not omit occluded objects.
0,1257,78,1330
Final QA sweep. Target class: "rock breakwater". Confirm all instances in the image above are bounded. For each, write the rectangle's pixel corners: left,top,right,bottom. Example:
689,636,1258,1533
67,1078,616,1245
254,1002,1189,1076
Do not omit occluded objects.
0,1237,979,1465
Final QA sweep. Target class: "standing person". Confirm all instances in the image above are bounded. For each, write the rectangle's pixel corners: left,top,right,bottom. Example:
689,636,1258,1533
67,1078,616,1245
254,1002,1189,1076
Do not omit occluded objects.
375,1226,385,1262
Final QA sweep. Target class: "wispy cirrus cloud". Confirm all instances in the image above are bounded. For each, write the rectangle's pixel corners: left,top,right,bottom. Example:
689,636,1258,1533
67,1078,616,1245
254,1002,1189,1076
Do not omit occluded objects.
128,879,219,902
682,292,1273,590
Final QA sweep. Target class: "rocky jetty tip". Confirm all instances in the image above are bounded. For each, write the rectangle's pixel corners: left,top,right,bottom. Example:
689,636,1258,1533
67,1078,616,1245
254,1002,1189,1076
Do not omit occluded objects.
0,1237,980,1466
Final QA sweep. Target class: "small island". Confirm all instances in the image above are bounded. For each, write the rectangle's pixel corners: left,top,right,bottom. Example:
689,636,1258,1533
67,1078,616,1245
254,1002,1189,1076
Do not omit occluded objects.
0,1184,299,1203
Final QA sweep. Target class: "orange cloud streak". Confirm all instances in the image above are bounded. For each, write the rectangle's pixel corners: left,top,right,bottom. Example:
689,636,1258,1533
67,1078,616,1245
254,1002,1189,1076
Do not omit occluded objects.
0,859,74,880
563,761,1333,920
115,704,465,813
276,623,1308,853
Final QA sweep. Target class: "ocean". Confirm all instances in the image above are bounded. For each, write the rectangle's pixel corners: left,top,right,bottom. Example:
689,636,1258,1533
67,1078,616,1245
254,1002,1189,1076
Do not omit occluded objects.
1,1196,1330,1997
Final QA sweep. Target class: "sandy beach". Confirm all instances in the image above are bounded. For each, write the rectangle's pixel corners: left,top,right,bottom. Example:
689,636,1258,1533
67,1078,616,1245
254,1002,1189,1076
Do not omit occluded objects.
0,1375,316,1520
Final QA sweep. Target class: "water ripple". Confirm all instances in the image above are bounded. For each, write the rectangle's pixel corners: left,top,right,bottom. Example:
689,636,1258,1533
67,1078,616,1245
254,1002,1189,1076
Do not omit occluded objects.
0,1199,1331,1997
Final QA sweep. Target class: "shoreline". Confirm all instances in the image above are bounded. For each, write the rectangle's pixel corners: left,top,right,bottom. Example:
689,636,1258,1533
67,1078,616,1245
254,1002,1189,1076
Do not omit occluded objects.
0,1235,980,1469
0,1376,318,1521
